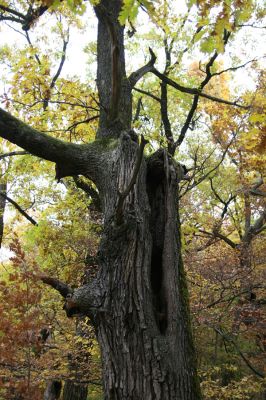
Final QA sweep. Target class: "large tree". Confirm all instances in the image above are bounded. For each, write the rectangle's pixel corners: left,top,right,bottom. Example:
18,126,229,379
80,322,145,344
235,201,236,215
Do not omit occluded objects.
0,0,263,398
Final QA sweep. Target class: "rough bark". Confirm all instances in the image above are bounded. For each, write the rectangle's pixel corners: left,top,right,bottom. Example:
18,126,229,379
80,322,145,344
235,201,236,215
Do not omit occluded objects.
93,141,200,399
62,380,88,400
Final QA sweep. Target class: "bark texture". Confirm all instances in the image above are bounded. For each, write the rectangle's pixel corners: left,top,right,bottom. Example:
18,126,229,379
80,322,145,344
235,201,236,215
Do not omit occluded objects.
62,380,88,400
91,141,201,399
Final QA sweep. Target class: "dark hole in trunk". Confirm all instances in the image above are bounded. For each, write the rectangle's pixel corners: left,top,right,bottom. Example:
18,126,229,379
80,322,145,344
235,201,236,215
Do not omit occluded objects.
147,152,168,334
150,245,168,334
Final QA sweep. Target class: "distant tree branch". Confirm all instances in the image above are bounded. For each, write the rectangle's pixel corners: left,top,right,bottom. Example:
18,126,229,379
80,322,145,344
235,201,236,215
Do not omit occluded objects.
0,190,37,225
212,58,258,77
43,32,70,110
133,87,161,103
210,325,265,378
198,228,237,249
185,139,233,193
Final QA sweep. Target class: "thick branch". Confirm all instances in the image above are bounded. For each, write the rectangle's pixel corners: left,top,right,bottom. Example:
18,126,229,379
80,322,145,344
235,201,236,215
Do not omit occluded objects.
160,81,174,154
242,207,266,244
0,108,74,163
129,48,156,88
116,135,147,224
73,176,101,211
0,191,37,225
198,229,237,249
95,4,121,123
0,108,107,184
40,275,73,298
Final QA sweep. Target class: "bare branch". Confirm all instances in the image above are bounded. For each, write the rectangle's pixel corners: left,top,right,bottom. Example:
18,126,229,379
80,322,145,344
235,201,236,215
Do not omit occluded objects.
198,228,237,249
43,32,70,110
160,81,175,154
129,48,156,87
176,95,199,147
133,87,161,102
212,58,258,77
210,325,265,378
25,31,41,65
0,151,28,160
0,3,49,30
152,68,250,109
186,139,233,192
133,97,143,122
0,191,37,225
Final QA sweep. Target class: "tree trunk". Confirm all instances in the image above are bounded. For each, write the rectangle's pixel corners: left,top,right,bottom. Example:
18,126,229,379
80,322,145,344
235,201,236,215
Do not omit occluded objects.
62,380,88,400
87,139,201,399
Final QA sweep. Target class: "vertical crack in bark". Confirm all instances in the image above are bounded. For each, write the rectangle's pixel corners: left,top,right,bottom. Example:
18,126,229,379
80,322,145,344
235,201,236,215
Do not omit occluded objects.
147,150,169,334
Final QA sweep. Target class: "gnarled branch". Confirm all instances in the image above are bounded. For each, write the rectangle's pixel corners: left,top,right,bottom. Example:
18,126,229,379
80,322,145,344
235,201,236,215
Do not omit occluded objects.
129,48,156,88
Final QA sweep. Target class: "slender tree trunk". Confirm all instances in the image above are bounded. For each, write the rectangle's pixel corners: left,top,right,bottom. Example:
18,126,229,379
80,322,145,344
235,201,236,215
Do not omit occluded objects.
0,180,7,248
